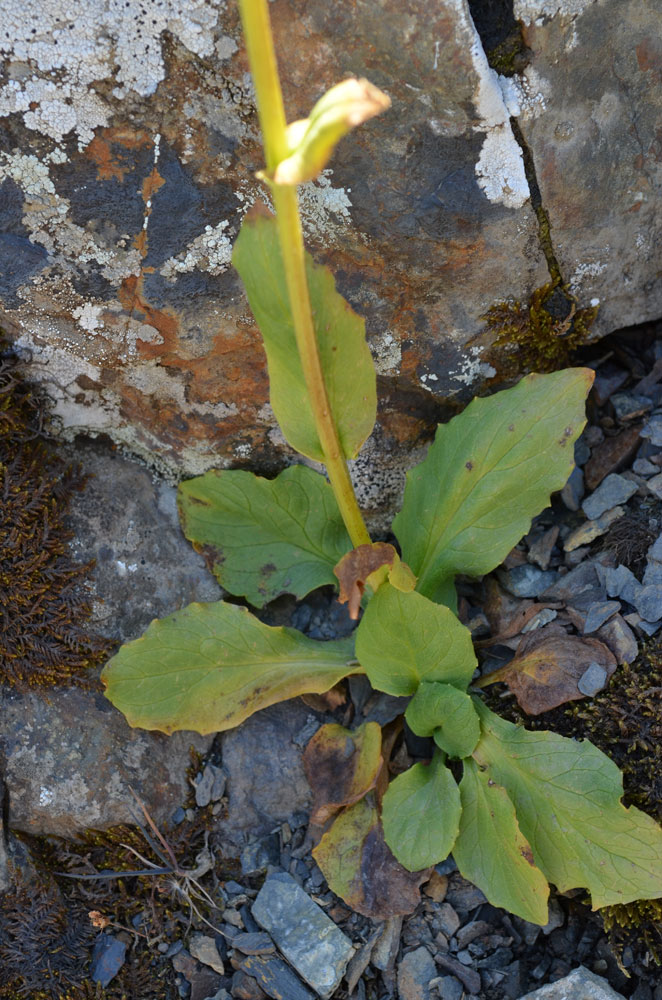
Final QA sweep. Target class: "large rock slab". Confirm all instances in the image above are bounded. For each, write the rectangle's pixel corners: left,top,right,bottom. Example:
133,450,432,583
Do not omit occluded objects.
518,965,625,1000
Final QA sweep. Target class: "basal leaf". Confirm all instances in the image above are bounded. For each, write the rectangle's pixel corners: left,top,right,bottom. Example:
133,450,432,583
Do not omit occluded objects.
382,752,462,871
304,722,383,825
102,601,358,735
393,370,593,606
405,682,480,759
454,758,549,925
472,699,662,908
312,796,428,919
233,206,376,462
355,583,477,696
178,466,351,607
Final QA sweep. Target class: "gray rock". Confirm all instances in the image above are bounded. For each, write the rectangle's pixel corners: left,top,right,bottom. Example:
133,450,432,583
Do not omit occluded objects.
638,619,662,637
436,976,464,1000
583,600,621,634
1,685,211,837
633,458,658,477
252,873,353,998
194,764,226,808
189,934,225,975
604,565,642,605
237,953,315,1000
582,474,638,520
398,947,437,1000
561,466,585,512
574,437,591,466
231,933,275,956
372,916,404,972
610,393,652,420
646,531,662,566
498,565,558,599
641,416,662,448
563,506,624,552
521,608,558,633
436,903,461,938
634,584,662,623
645,472,662,499
91,933,127,988
597,616,639,665
517,965,625,1000
577,662,608,697
218,701,315,845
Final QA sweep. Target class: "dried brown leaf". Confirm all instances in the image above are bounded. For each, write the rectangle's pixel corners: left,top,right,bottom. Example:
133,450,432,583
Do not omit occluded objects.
334,542,398,618
303,722,383,826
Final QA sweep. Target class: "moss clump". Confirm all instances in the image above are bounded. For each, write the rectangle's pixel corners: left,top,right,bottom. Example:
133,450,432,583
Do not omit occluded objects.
0,338,110,687
601,898,662,968
479,282,598,380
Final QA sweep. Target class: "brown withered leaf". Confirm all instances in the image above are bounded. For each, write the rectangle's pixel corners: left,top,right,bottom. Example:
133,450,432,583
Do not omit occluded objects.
334,542,398,618
300,682,347,713
312,796,429,919
304,722,383,826
479,624,617,715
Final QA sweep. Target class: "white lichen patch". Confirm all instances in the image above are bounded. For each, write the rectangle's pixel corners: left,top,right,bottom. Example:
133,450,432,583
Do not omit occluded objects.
160,221,232,279
499,68,550,123
448,345,496,388
371,331,402,375
514,0,599,25
0,0,222,147
73,302,104,333
298,170,355,240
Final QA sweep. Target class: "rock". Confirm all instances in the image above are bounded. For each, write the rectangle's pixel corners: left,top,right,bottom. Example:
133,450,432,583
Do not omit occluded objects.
231,933,276,956
445,875,486,914
65,440,221,642
528,526,559,571
252,873,354,998
397,946,437,1000
435,953,481,996
517,965,626,1000
583,600,620,634
91,933,127,988
592,368,628,407
542,561,606,610
641,416,662,448
633,585,662,623
604,564,642,605
194,764,227,808
1,685,211,837
240,834,281,875
561,466,585,512
189,934,225,975
237,954,315,1000
645,472,662,499
436,903,461,938
596,615,639,665
456,921,492,949
218,702,315,845
498,564,558,598
191,968,224,1000
584,425,642,490
521,608,558,633
436,976,464,1000
232,970,268,1000
610,394,652,421
633,458,658,476
577,662,608,697
582,475,638,520
542,898,565,935
422,871,448,902
372,916,403,972
563,506,624,552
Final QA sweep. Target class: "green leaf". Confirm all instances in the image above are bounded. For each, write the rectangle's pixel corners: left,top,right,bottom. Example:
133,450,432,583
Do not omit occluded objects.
354,583,477,696
102,601,357,735
453,758,549,924
382,752,462,871
393,369,593,606
472,699,662,908
405,682,480,759
178,465,351,607
232,207,376,462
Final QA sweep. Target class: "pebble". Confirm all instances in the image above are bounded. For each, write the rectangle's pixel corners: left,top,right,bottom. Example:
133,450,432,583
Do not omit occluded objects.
437,903,461,937
583,600,620,634
422,870,448,902
90,933,127,988
604,564,642,604
372,916,403,971
521,608,558,632
231,933,275,956
641,415,662,447
633,458,658,476
610,392,652,420
582,474,638,520
597,615,639,664
194,764,227,808
189,934,225,975
252,873,353,998
528,526,559,571
563,506,624,551
584,424,642,490
561,466,585,511
646,472,662,498
435,976,464,1000
397,946,436,1000
237,954,315,1000
435,953,481,995
577,662,608,697
518,965,626,999
498,565,558,597
592,367,628,406
633,584,662,623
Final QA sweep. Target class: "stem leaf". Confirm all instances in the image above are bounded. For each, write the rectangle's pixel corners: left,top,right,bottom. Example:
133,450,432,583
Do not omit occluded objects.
233,207,377,462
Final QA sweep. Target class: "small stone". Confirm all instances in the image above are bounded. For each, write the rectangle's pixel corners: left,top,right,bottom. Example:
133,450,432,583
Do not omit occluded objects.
456,950,473,965
372,916,403,971
575,436,591,466
577,662,608,697
445,876,486,913
521,608,558,632
241,834,281,875
646,472,662,498
563,506,625,551
232,970,267,1000
597,615,639,664
189,934,225,975
634,584,662,623
231,933,275,956
435,953,481,995
518,965,626,1000
528,526,559,571
638,618,662,636
498,564,558,598
604,564,642,604
91,933,127,988
436,902,461,937
584,424,642,490
584,425,605,448
397,946,436,1000
582,474,638,520
583,600,621,634
237,954,315,1000
641,415,662,447
455,921,491,949
252,873,353,998
633,458,658,476
610,392,652,420
422,870,448,902
646,531,662,564
592,368,628,407
542,898,565,935
436,976,464,1000
561,466,585,511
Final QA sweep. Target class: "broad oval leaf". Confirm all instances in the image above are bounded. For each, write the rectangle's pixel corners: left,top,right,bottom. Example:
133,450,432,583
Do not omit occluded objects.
312,796,428,919
102,601,358,735
304,722,383,826
472,699,662,908
406,682,480,759
382,753,462,871
393,369,594,607
232,207,377,462
178,466,351,607
355,583,477,696
453,758,549,925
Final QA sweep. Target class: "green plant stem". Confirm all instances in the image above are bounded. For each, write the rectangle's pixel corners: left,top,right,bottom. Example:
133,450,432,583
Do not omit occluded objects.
237,0,371,549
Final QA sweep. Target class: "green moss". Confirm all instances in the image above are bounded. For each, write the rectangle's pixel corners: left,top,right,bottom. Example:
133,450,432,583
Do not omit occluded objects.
479,281,598,379
485,25,531,76
0,337,110,687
